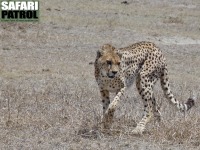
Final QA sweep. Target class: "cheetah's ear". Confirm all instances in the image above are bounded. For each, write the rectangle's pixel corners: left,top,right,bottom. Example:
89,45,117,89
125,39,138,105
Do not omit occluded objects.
115,50,123,59
96,50,102,58
101,44,115,51
97,44,115,58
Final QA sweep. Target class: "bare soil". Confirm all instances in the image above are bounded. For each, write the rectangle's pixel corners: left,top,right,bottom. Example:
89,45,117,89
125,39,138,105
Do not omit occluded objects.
0,0,200,149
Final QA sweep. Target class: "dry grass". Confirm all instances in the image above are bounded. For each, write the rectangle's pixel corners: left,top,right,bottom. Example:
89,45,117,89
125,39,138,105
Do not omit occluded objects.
0,75,199,149
0,0,200,149
163,16,184,24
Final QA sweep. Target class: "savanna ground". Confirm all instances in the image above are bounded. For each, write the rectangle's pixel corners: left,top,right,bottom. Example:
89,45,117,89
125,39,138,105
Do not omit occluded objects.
0,0,200,149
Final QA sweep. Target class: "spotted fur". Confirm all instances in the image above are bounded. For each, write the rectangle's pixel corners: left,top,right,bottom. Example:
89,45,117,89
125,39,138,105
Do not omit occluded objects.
94,41,194,134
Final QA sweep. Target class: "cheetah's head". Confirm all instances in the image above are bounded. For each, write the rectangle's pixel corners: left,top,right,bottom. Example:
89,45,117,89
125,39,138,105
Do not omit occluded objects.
96,44,121,78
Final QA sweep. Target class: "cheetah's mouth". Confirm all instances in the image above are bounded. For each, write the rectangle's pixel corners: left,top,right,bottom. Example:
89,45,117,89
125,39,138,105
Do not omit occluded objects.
107,74,115,78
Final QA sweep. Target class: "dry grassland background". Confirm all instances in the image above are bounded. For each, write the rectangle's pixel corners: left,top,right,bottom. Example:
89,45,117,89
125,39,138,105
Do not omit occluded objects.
0,0,200,149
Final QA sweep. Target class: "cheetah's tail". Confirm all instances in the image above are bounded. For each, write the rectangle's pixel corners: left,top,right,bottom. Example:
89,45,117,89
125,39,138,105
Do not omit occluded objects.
160,68,195,111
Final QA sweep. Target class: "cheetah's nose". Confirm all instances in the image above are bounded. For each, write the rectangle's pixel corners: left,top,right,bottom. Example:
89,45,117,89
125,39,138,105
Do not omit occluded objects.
112,71,117,75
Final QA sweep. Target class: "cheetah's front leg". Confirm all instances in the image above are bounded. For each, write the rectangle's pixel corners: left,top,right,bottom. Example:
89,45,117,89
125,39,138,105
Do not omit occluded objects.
100,90,110,114
102,87,126,129
99,90,111,128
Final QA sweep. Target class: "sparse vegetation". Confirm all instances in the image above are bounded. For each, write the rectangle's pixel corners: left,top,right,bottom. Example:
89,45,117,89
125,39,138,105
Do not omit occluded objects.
0,0,200,149
163,16,184,24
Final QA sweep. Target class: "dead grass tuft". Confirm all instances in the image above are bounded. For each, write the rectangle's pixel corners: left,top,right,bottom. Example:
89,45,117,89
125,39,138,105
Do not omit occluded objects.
163,16,184,24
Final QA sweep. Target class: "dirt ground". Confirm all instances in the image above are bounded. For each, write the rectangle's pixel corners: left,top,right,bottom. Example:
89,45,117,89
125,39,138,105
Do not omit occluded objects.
0,0,200,149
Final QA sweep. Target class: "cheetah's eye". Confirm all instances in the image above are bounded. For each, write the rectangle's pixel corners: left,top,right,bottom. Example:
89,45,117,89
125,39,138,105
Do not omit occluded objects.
107,60,112,65
117,62,121,65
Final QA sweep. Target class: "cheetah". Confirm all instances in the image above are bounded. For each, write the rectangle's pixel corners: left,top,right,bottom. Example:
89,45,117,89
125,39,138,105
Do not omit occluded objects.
94,41,195,134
